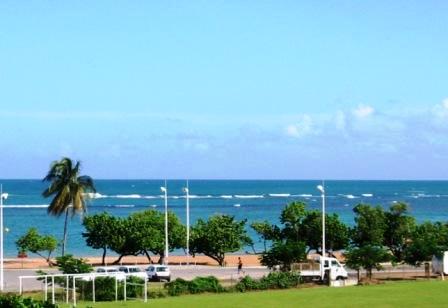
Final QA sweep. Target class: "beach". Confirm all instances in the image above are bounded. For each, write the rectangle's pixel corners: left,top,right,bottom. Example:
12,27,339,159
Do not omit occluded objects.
4,254,262,270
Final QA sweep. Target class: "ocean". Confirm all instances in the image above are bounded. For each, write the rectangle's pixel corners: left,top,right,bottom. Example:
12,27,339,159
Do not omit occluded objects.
1,179,447,258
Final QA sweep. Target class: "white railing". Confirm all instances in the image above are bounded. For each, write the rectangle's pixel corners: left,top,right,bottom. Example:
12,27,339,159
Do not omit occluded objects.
19,272,148,306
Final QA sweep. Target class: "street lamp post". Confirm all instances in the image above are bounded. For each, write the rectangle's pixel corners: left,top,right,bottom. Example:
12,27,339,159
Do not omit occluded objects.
183,183,190,265
317,184,325,257
0,185,8,291
160,184,169,265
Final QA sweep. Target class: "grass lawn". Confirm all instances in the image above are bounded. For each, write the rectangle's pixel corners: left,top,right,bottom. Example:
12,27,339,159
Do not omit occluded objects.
65,280,448,308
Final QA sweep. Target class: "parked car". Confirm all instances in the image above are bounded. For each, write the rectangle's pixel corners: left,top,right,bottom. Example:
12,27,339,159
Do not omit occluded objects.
118,266,148,280
95,266,126,281
146,265,171,282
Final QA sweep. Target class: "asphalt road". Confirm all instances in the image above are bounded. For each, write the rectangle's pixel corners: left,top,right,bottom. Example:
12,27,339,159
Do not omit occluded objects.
5,264,428,292
5,265,270,292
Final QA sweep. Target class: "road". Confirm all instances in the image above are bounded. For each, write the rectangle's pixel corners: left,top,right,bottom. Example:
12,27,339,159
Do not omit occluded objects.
5,265,270,292
5,264,428,292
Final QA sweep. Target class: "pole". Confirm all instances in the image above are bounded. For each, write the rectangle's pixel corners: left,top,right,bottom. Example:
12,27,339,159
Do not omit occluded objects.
66,276,69,303
0,184,3,292
73,277,76,307
185,181,190,265
164,181,169,265
321,182,326,257
51,276,55,304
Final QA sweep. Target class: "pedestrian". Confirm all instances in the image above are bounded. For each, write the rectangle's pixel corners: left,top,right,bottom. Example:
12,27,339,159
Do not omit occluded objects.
238,257,243,274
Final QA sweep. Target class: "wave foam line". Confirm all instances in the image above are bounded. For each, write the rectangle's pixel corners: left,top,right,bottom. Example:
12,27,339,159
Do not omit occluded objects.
234,195,264,199
268,193,291,197
4,205,48,208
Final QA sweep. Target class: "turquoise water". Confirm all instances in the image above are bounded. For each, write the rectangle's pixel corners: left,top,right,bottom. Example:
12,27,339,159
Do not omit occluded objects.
1,179,448,257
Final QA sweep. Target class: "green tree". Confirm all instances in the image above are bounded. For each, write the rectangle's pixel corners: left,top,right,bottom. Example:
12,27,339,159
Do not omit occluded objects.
300,211,349,255
260,240,306,271
54,254,93,274
130,210,186,264
37,254,93,290
351,204,386,247
42,157,96,256
16,228,58,265
250,221,281,253
190,215,251,266
106,210,186,264
280,201,307,242
82,212,118,265
345,245,391,280
403,222,448,266
384,203,416,262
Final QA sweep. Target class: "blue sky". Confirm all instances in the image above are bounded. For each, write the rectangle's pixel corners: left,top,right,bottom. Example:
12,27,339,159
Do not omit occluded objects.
0,1,447,179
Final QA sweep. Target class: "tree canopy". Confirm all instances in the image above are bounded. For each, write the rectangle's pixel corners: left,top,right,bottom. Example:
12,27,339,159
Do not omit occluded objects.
16,228,58,265
82,212,118,265
190,214,251,266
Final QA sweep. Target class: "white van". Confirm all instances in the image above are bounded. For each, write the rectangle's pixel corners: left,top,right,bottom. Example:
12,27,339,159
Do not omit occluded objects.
118,266,148,280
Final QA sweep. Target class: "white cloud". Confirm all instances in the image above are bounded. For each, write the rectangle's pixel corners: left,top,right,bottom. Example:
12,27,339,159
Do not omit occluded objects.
352,104,375,119
285,115,313,138
433,98,448,119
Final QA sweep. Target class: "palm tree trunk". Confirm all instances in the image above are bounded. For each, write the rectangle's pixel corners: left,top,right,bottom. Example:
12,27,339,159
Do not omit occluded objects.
61,208,69,256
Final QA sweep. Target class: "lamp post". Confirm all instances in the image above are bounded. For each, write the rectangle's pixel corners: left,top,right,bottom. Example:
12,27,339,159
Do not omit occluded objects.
160,184,169,265
317,184,325,257
183,183,190,265
0,185,8,291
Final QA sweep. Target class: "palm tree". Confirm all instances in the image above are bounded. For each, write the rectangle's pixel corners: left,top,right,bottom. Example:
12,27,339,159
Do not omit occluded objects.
42,157,96,256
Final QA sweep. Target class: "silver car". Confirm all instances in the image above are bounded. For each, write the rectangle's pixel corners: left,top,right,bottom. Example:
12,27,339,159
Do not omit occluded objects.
146,265,171,282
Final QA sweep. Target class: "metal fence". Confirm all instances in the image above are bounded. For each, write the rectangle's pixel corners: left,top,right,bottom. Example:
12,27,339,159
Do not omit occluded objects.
19,272,148,306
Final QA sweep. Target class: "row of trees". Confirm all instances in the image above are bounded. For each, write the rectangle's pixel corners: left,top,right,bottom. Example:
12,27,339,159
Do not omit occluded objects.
17,200,448,275
82,210,252,266
251,201,448,278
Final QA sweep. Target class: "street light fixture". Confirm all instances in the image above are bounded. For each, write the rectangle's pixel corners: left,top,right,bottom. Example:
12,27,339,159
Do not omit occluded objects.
160,184,169,265
0,185,8,291
316,184,325,257
183,184,190,265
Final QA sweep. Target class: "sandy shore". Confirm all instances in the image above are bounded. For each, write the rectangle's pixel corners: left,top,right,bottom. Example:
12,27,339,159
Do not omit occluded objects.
4,254,262,269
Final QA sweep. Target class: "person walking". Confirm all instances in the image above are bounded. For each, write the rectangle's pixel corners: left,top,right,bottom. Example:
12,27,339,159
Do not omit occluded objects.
238,257,243,274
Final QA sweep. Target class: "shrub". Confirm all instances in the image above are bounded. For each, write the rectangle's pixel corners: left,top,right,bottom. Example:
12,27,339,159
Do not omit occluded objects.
81,276,145,301
235,272,301,292
165,276,225,296
165,278,191,296
0,294,57,308
148,290,168,299
234,276,260,292
259,271,301,289
189,276,224,294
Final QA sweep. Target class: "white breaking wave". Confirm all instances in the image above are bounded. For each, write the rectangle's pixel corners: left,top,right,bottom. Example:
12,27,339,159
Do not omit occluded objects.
4,205,48,208
85,192,107,199
362,193,373,197
220,195,233,199
345,194,357,199
234,204,241,207
297,194,313,197
115,194,143,199
107,204,135,208
234,195,264,199
189,195,213,199
268,193,291,197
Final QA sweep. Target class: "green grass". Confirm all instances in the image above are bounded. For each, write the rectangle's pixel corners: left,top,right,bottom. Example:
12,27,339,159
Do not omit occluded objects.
63,280,448,308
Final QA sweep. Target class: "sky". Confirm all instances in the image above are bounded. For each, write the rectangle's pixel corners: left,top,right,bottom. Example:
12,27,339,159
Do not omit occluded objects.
0,1,448,179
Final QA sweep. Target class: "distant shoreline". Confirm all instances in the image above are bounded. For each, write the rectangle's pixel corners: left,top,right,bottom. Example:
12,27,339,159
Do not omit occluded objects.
4,254,262,270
